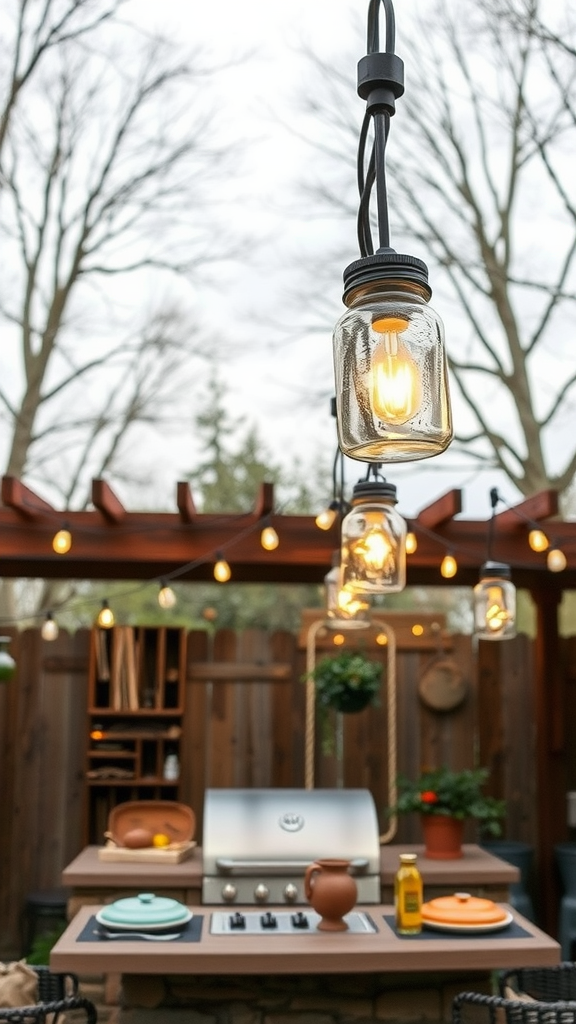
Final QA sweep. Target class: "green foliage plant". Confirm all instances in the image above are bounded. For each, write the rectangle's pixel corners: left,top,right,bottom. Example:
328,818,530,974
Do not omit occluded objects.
389,765,506,836
305,650,382,754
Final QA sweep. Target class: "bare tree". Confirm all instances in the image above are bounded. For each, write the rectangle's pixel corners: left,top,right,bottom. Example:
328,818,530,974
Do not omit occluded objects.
297,0,576,498
0,2,237,504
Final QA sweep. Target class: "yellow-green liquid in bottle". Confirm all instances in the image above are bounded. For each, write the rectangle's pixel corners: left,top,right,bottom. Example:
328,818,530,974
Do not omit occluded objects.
395,853,422,934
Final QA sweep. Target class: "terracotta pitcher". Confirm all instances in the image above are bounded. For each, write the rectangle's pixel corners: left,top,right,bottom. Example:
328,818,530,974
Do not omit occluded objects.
304,858,357,931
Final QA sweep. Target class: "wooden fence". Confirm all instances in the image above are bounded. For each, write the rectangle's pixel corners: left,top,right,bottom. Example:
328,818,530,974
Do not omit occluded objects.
0,618,571,957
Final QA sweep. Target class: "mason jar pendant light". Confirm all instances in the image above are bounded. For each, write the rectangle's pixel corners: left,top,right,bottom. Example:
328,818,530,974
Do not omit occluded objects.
473,562,516,641
340,472,406,592
332,0,452,463
473,489,516,640
325,551,371,630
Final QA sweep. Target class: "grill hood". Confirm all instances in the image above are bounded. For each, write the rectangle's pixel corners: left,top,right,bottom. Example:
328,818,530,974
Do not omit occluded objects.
202,788,381,905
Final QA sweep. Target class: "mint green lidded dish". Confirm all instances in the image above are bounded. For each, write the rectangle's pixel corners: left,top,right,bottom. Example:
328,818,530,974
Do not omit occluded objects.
96,892,192,932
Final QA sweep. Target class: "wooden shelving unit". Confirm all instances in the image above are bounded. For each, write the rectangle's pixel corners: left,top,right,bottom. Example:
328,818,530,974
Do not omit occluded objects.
84,626,187,844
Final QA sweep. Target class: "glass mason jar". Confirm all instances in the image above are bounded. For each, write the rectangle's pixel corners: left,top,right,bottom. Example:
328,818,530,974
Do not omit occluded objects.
473,562,516,640
0,636,16,682
324,554,371,630
333,278,452,463
340,480,406,594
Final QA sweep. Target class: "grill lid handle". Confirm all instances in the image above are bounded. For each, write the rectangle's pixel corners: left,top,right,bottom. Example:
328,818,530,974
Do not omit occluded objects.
215,857,370,875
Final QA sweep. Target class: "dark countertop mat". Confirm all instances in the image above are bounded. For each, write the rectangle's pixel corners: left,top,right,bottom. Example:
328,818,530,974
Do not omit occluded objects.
383,915,533,940
77,914,203,943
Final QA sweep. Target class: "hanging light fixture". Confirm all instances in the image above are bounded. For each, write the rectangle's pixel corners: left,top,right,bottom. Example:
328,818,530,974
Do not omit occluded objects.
340,467,406,592
473,489,516,640
97,600,115,629
158,581,177,609
315,408,351,529
213,553,231,583
52,524,72,554
324,551,371,629
41,612,59,641
332,0,452,464
474,562,516,640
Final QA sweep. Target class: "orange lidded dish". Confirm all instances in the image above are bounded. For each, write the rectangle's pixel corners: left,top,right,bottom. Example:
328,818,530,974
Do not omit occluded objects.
421,892,509,927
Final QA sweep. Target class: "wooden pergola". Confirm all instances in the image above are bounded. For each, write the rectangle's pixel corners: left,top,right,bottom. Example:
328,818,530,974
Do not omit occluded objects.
1,472,575,929
1,475,575,589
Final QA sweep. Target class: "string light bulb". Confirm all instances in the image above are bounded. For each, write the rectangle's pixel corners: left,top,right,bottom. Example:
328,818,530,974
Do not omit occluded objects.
52,526,72,554
260,525,279,551
529,528,549,553
547,547,567,573
158,581,177,609
213,554,231,583
315,501,339,531
97,600,115,628
440,553,458,579
474,561,516,640
405,530,417,555
41,612,59,641
340,478,406,593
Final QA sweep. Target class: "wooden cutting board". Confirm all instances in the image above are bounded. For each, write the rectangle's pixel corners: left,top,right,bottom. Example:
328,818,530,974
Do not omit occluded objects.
97,840,196,863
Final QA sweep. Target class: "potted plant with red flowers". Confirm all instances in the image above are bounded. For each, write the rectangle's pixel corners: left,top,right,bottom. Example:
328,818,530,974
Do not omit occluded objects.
389,766,505,859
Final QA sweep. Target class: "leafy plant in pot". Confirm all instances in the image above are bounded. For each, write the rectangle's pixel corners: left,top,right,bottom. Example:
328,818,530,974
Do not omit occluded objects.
388,765,506,859
306,650,382,754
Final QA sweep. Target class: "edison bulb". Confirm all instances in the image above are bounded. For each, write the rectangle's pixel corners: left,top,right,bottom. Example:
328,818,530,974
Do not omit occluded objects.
405,531,417,554
485,587,511,633
370,316,422,424
260,526,279,551
53,528,72,554
316,507,337,531
529,529,549,552
41,614,59,641
440,554,457,579
547,548,567,572
158,584,177,609
214,557,231,583
97,603,115,628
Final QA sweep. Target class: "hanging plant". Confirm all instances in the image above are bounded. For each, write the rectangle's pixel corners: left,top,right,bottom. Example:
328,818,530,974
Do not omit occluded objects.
305,651,382,754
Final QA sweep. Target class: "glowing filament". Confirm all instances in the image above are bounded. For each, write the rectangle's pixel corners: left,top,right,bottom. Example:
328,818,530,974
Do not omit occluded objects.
337,588,369,618
370,316,421,425
351,526,394,573
485,586,510,633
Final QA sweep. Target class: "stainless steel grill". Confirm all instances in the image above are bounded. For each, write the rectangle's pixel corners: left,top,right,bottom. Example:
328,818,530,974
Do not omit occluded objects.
202,788,381,905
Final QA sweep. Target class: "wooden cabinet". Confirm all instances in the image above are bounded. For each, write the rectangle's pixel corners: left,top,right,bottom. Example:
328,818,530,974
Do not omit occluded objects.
85,626,187,844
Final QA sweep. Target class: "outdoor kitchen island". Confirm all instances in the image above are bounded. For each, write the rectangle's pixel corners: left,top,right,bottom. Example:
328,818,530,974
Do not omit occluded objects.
54,844,557,1024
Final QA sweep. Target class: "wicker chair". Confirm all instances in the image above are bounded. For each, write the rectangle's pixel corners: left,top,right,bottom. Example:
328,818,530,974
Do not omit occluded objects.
0,966,97,1023
499,963,576,1002
453,991,576,1024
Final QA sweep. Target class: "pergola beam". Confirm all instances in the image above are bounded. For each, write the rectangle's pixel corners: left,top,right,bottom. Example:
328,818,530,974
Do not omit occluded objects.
1,476,55,518
415,489,462,529
91,480,126,523
495,488,559,528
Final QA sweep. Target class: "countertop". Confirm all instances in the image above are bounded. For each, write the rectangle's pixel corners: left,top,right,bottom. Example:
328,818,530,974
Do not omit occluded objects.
62,844,519,889
50,902,557,976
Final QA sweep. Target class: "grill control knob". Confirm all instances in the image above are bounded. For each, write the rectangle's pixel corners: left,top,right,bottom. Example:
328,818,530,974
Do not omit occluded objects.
254,883,270,903
283,883,298,903
221,883,237,903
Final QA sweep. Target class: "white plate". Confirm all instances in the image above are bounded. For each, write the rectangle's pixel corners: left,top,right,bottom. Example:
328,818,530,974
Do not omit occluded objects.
422,910,514,934
95,907,192,933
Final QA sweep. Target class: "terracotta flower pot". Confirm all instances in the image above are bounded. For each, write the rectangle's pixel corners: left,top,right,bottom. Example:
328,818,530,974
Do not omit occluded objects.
421,814,464,860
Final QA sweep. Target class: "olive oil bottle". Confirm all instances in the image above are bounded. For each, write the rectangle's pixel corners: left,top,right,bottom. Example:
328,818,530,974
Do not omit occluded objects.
395,853,423,934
